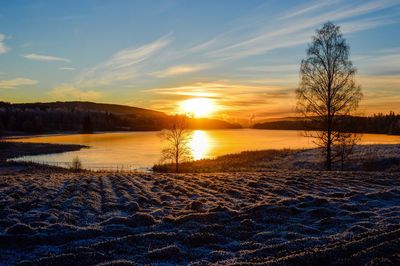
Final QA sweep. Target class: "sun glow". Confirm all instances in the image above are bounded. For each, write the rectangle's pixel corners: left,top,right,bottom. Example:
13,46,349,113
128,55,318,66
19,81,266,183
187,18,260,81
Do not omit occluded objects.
179,97,215,118
189,130,210,160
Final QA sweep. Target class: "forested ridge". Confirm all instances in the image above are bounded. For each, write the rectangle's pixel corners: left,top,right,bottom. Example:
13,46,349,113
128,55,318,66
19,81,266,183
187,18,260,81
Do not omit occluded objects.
0,101,241,134
253,112,400,135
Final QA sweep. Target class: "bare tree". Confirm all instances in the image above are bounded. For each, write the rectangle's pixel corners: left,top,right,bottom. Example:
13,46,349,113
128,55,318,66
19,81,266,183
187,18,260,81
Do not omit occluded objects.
160,115,193,172
333,131,361,170
296,22,362,170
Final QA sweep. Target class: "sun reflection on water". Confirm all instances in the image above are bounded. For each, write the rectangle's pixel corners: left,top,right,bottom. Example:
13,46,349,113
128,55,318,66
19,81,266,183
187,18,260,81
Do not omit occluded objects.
189,130,211,160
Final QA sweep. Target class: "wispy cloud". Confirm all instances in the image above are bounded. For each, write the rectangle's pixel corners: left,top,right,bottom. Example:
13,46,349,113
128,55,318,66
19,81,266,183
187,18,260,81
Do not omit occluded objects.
50,84,103,100
150,64,210,78
340,16,398,34
78,34,173,87
51,35,172,100
0,33,9,54
0,78,38,89
358,75,400,92
59,67,76,71
146,80,295,118
355,47,400,75
148,81,292,96
23,53,71,62
280,0,340,20
201,0,399,60
358,74,400,114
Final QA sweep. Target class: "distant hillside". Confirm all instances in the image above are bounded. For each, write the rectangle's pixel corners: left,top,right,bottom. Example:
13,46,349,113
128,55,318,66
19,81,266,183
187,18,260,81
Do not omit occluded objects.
11,101,166,117
0,101,240,134
253,119,305,130
253,113,400,135
189,118,241,130
254,117,301,123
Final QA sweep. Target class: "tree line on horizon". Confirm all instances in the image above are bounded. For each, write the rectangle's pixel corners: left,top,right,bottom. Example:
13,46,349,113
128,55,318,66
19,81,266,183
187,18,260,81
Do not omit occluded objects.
253,112,400,135
1,100,398,136
0,101,240,135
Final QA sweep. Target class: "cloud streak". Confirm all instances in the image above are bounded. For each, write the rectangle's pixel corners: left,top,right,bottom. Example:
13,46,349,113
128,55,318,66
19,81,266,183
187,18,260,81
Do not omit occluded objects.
78,34,173,87
150,64,210,78
23,53,71,62
59,67,76,71
200,0,399,60
0,78,38,89
145,80,295,119
0,33,9,54
355,48,400,75
49,35,173,101
280,0,340,20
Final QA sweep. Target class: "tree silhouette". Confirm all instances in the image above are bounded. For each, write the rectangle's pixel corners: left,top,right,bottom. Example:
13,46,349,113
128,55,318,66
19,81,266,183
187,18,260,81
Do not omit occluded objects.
296,22,362,170
160,115,193,172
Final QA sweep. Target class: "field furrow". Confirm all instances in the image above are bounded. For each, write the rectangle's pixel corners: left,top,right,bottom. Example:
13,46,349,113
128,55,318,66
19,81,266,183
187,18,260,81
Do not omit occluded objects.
0,166,399,265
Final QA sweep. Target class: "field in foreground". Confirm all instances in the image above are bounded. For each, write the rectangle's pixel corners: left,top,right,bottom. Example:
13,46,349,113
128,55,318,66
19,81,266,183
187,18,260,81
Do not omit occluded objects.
0,166,399,265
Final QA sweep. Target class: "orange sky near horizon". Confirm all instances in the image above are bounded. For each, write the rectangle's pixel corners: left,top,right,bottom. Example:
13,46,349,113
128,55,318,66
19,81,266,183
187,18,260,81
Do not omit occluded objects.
1,1,399,122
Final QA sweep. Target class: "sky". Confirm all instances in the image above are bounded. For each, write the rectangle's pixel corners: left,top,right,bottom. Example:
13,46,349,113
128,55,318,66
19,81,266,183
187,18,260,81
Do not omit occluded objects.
0,0,399,122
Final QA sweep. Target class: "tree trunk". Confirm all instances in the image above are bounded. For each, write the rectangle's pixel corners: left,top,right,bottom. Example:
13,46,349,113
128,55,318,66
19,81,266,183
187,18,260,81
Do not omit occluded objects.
327,130,332,171
175,148,179,173
326,106,332,170
327,78,332,171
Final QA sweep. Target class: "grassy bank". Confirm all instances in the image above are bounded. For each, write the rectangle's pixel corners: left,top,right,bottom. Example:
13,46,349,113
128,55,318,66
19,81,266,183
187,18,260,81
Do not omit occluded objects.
153,144,400,173
153,149,298,173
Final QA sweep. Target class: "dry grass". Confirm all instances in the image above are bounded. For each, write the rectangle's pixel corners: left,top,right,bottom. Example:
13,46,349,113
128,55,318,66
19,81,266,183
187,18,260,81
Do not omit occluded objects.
154,145,400,173
153,149,297,172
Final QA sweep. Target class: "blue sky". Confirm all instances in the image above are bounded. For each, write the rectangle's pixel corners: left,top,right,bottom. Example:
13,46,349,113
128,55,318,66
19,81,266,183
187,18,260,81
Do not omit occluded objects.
0,0,399,120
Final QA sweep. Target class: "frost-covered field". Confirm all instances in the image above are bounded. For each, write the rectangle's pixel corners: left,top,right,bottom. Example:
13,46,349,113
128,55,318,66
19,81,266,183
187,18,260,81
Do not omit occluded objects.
0,166,399,265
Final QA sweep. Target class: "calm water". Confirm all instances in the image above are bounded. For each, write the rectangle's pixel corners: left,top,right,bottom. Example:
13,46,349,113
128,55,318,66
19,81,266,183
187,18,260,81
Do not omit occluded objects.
10,129,400,170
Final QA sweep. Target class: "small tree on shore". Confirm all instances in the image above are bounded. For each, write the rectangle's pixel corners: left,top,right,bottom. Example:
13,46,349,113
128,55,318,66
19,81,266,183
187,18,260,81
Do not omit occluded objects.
296,22,362,170
71,156,82,171
333,131,360,170
160,115,193,172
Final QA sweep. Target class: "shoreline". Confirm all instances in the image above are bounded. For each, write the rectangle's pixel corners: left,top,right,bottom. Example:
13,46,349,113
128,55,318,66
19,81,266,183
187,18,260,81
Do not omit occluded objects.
3,130,131,140
0,141,87,163
2,141,399,173
3,127,400,141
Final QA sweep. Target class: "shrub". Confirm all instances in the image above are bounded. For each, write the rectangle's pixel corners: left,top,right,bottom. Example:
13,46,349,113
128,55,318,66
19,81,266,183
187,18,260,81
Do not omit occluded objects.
71,156,82,171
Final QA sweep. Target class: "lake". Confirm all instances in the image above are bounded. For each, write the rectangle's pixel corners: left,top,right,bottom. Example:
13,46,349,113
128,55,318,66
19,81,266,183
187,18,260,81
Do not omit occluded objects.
10,129,400,170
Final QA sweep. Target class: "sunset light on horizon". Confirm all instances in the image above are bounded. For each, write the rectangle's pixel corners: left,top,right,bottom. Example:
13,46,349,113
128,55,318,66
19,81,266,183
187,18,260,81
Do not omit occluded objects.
179,97,216,118
0,0,399,122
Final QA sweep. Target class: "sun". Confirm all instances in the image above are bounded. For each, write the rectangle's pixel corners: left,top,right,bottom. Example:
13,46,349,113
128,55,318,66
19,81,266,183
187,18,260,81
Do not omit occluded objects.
179,98,215,118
